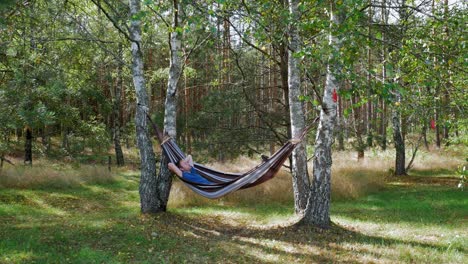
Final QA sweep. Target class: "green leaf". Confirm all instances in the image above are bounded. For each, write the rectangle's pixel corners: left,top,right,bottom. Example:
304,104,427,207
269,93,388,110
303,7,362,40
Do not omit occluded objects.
375,31,382,40
343,108,350,118
6,47,16,57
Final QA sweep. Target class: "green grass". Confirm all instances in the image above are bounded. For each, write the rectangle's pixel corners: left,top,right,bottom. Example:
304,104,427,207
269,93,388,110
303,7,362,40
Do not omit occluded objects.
0,169,466,263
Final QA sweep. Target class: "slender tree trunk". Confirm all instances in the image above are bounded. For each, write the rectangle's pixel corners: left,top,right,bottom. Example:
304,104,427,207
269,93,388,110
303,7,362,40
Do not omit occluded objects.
435,101,441,148
301,2,343,228
336,92,345,151
113,44,125,166
380,0,388,151
392,90,406,176
42,125,50,154
288,0,310,214
156,0,183,211
366,2,373,148
442,0,450,144
431,0,441,149
422,124,429,150
280,38,293,171
128,0,158,214
351,95,365,160
391,0,407,176
24,127,32,166
61,123,69,151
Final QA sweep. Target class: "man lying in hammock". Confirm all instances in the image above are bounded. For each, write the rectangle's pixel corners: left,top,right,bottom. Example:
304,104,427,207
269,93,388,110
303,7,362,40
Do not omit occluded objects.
168,155,213,185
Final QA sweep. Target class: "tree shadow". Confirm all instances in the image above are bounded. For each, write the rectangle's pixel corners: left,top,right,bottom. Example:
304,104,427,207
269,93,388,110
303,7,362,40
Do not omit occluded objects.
145,212,462,263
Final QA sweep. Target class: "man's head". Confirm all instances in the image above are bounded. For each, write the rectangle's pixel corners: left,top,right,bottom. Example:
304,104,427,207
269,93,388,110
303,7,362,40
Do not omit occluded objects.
177,159,191,172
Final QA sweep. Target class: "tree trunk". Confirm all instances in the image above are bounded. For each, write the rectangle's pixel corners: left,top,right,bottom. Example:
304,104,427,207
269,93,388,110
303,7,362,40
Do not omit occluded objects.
392,91,406,176
24,127,32,166
61,124,69,151
42,125,50,154
422,124,429,150
288,0,310,214
380,0,388,151
113,44,125,166
336,92,345,151
128,0,159,214
442,0,450,145
156,0,183,211
351,95,365,160
279,35,293,171
366,2,373,148
391,0,407,176
300,2,343,228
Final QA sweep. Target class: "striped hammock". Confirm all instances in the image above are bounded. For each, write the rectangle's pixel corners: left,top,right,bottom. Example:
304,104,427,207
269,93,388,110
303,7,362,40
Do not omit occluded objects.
161,137,299,199
147,113,312,199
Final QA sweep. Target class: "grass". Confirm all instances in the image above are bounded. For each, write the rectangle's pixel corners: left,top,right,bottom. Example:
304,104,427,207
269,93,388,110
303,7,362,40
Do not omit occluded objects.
0,149,467,263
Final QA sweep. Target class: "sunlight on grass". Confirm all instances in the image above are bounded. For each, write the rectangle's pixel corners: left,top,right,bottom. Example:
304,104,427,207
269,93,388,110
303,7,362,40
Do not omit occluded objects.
0,163,116,189
0,148,466,263
1,250,35,263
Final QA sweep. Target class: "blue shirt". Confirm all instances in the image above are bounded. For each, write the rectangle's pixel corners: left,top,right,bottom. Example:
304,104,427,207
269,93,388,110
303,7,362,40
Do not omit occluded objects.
182,167,212,185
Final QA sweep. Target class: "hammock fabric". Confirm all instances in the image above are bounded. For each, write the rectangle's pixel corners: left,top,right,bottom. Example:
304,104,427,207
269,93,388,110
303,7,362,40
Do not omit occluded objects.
148,115,312,199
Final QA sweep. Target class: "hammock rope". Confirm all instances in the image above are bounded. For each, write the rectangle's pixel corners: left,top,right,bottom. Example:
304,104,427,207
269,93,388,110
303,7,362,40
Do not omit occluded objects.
146,113,315,199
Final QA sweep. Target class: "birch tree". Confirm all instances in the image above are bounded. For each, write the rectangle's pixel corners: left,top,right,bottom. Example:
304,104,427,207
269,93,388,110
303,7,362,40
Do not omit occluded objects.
288,0,310,214
155,0,183,212
300,1,344,228
128,0,159,213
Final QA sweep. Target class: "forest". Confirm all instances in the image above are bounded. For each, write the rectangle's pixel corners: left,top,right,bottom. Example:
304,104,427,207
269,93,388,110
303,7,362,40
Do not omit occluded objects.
0,0,466,263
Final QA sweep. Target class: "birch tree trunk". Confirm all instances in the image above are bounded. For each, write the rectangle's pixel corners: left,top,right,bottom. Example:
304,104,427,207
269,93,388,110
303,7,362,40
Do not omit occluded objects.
156,0,183,211
288,0,310,214
300,2,343,228
128,0,158,213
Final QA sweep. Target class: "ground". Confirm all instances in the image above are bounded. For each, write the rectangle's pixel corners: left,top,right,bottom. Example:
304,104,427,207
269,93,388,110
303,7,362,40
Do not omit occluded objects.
0,158,466,263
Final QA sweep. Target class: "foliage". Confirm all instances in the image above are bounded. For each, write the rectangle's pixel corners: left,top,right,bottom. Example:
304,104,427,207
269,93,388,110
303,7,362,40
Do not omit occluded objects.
0,0,465,162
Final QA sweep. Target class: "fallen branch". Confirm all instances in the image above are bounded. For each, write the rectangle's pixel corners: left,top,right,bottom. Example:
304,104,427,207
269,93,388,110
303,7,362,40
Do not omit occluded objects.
0,156,15,167
406,134,423,173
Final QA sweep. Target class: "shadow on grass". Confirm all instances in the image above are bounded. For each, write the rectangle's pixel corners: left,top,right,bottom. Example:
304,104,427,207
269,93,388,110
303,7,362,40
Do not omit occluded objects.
1,178,466,263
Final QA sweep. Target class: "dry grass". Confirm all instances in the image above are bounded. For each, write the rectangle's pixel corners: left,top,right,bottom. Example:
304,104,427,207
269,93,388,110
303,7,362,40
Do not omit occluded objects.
169,153,388,207
169,148,464,207
329,152,387,200
169,156,294,208
0,162,115,189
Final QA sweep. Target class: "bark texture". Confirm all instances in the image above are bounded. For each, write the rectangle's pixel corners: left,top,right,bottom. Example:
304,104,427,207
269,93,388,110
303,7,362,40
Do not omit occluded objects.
24,127,32,165
128,0,159,214
392,91,406,175
300,2,343,228
156,0,183,211
288,0,310,214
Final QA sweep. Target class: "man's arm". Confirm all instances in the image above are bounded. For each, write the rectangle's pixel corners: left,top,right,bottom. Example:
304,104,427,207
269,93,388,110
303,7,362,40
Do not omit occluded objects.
168,163,183,177
186,155,194,167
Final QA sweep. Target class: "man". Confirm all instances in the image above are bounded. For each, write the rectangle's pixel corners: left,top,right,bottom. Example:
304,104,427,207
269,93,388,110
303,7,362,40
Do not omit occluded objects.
168,155,213,185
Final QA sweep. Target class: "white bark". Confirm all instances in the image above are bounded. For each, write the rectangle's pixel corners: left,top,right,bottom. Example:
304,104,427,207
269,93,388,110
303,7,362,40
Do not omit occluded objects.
301,2,343,228
288,0,310,214
163,0,182,138
128,0,158,213
156,0,183,211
